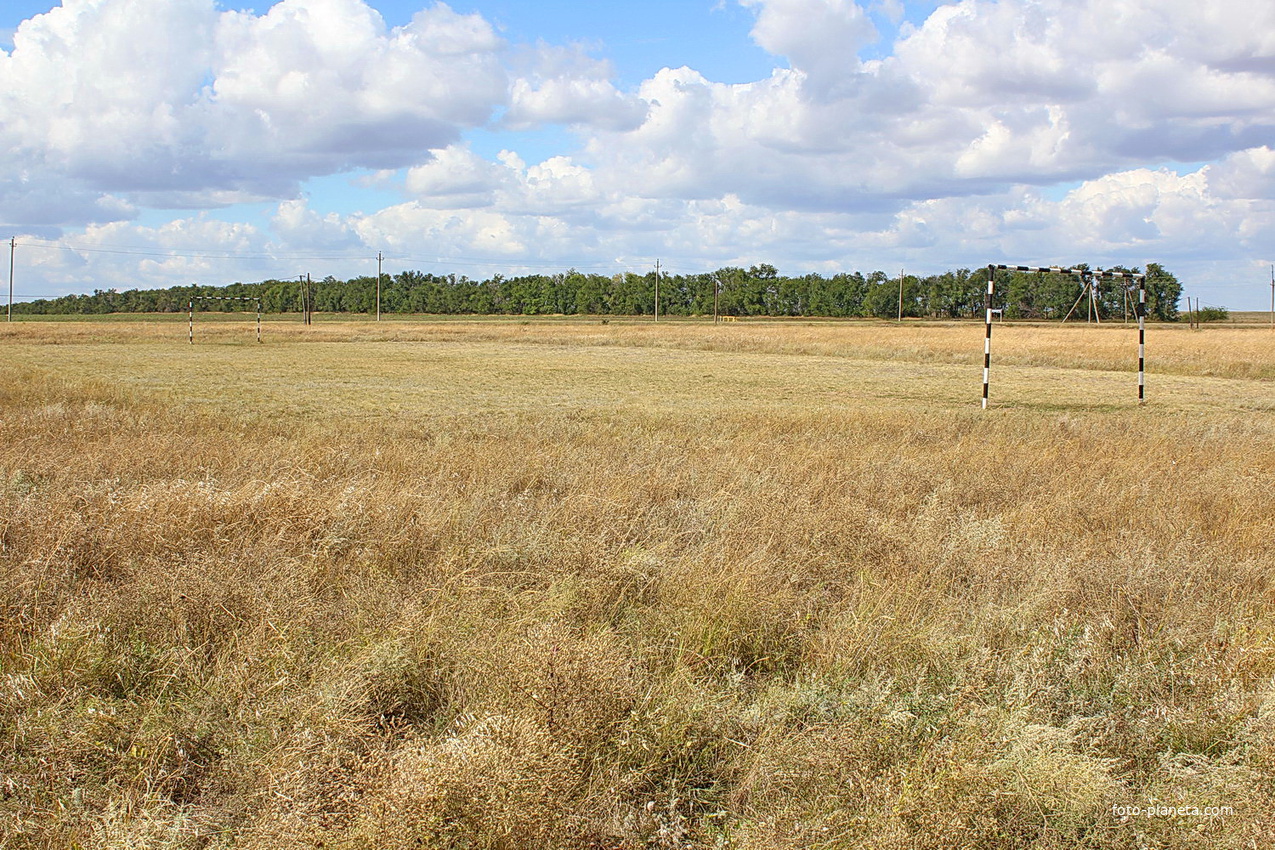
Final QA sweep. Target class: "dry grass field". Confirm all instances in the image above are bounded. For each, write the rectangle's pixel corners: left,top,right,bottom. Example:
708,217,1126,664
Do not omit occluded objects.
1,317,1273,849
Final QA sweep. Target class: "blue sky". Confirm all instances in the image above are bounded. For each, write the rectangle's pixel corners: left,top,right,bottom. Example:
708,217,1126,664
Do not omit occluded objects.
2,0,1273,308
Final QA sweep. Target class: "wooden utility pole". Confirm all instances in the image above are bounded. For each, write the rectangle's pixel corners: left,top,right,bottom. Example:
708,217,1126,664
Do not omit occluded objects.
897,268,904,323
377,252,383,322
299,274,313,325
654,259,660,322
7,237,14,323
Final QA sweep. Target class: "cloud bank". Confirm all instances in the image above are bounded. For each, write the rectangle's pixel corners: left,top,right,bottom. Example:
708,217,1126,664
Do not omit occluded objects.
3,0,1272,305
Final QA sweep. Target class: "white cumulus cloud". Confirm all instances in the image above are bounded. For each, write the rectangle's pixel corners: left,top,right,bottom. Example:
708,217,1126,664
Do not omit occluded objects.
1,0,511,226
505,44,647,131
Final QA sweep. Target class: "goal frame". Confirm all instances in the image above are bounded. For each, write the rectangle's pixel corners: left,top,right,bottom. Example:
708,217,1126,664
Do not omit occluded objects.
981,265,1146,408
189,296,263,344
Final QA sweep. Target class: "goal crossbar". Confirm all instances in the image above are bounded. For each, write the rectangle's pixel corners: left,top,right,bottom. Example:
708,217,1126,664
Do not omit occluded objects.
992,264,1145,280
982,265,1147,408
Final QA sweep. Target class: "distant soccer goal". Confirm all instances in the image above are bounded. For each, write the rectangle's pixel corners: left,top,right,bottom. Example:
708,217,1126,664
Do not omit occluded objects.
981,265,1146,408
189,296,262,345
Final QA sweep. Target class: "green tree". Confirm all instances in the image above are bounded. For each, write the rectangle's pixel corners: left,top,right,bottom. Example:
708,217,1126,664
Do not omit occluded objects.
863,271,896,318
1144,263,1181,321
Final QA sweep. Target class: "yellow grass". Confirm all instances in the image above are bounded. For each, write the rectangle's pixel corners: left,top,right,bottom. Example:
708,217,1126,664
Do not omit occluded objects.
1,318,1273,848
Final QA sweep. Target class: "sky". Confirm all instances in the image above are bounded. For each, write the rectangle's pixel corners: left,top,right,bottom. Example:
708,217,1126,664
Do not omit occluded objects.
2,0,1273,309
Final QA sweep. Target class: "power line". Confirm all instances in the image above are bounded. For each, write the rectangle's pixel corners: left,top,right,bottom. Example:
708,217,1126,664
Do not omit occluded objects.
19,239,375,262
4,293,87,300
12,237,803,278
384,253,653,273
17,238,658,275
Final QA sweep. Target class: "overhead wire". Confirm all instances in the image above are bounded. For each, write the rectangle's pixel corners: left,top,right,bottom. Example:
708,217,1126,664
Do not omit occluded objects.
19,239,374,262
16,238,664,275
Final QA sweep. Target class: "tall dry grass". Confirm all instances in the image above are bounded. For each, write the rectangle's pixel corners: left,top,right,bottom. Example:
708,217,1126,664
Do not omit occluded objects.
1,320,1273,848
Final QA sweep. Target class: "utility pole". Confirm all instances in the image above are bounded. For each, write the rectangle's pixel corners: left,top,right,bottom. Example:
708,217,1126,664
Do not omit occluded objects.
654,259,660,322
377,252,383,322
897,268,904,323
299,274,313,325
1269,264,1273,331
7,237,14,323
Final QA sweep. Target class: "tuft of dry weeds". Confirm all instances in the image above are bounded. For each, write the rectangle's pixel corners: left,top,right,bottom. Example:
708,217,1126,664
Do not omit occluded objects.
1,319,1273,848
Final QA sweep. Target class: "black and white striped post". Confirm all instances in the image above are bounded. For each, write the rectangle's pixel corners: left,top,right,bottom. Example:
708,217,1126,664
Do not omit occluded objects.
983,265,994,409
1137,276,1146,403
983,265,1071,409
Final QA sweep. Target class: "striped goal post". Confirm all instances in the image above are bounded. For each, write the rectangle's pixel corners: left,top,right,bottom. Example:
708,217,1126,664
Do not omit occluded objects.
982,265,1146,409
189,296,263,344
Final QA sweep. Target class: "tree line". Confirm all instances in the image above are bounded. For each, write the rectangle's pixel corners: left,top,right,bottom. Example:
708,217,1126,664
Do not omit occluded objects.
14,263,1182,320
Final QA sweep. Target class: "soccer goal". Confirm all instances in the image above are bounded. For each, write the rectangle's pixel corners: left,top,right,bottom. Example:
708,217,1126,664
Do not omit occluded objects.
981,265,1146,408
189,296,263,344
